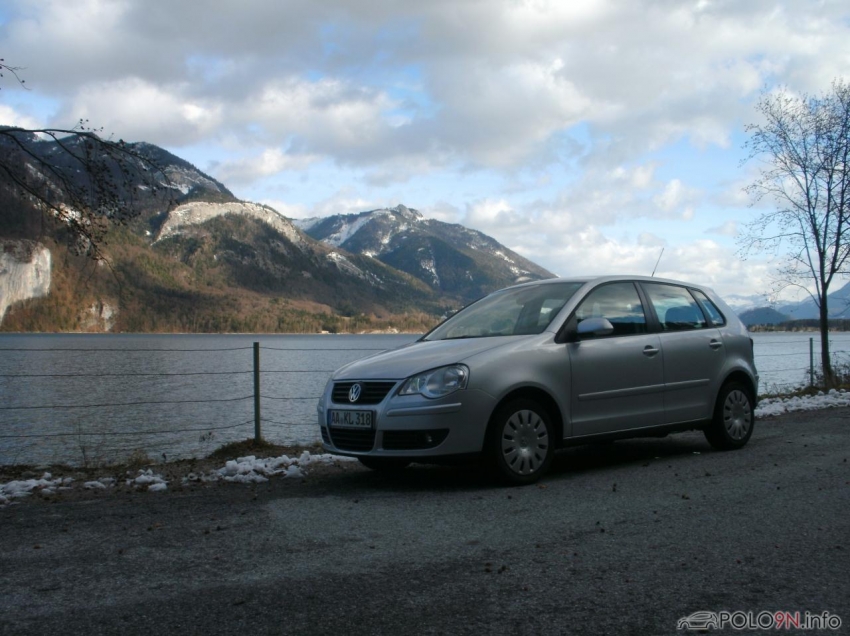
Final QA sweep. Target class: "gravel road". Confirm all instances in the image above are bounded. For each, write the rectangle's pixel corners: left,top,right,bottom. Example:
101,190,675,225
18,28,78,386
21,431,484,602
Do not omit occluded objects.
2,409,849,636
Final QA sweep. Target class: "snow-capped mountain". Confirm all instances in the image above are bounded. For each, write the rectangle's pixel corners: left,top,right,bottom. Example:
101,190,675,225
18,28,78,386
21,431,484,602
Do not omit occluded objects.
722,292,772,314
295,204,555,299
0,133,559,331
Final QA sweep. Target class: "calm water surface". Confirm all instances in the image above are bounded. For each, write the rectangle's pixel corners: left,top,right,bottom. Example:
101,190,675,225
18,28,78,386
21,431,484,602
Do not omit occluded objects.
2,331,848,466
0,333,416,466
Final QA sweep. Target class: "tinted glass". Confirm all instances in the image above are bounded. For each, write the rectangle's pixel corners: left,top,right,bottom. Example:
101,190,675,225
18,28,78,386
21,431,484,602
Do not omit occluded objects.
644,283,707,331
425,282,583,340
574,282,647,336
691,290,726,326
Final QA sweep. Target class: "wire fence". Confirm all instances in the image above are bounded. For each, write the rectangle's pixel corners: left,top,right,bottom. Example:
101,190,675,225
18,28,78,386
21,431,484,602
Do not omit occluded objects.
751,334,850,394
0,339,395,467
2,333,848,466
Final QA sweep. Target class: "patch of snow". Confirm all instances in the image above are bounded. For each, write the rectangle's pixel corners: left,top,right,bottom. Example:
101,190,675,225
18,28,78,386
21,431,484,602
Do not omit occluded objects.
392,204,423,221
326,252,382,286
493,250,515,264
291,217,321,231
126,469,168,492
418,248,440,287
182,451,354,485
755,389,850,418
0,473,73,505
325,214,374,247
83,477,116,490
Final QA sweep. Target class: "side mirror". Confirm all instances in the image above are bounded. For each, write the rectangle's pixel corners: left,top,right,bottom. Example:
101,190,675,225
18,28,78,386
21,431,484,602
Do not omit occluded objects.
576,317,614,337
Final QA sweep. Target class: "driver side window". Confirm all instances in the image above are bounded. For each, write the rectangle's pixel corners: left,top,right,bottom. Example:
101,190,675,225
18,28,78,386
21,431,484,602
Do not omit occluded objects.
574,282,648,337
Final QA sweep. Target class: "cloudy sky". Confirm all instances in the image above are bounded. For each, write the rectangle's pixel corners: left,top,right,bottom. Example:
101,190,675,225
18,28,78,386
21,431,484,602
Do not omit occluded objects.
2,0,849,303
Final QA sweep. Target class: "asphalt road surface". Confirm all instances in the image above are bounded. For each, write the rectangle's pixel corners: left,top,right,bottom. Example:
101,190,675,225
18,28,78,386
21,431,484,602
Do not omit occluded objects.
2,408,849,636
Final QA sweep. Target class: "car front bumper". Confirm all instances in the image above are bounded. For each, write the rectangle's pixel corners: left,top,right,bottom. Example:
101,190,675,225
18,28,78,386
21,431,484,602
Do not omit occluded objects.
317,382,496,459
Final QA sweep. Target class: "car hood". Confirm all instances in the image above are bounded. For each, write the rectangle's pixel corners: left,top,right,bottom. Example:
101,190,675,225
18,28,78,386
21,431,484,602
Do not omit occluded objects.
333,336,530,381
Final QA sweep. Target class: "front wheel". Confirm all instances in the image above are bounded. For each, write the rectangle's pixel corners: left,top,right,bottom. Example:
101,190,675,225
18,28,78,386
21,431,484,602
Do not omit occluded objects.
357,457,411,472
704,382,755,450
488,399,554,485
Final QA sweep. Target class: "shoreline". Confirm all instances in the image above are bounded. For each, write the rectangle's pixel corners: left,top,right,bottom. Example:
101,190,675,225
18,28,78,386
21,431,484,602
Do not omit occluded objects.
4,394,850,507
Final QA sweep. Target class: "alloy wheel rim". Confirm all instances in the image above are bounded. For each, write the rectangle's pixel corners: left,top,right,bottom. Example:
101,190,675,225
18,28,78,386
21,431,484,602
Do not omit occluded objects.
723,390,752,440
501,409,549,475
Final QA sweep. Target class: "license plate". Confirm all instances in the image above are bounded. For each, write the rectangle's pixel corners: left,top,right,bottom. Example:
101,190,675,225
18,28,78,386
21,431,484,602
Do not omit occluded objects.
328,410,373,429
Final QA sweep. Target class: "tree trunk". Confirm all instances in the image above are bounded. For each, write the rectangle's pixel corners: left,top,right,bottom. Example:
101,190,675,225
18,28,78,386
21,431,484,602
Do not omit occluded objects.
819,295,834,388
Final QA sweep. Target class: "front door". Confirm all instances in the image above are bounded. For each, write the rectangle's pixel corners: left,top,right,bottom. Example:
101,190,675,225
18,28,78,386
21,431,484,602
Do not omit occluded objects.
568,282,666,436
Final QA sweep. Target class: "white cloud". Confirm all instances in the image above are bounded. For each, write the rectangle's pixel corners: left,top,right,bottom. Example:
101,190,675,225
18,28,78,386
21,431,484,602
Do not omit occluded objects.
259,199,310,220
0,105,42,129
57,77,223,145
216,148,321,185
2,0,849,299
706,220,739,237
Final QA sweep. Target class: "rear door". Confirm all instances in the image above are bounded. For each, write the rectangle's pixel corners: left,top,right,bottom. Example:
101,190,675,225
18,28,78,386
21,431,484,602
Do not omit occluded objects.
567,282,665,436
640,282,726,423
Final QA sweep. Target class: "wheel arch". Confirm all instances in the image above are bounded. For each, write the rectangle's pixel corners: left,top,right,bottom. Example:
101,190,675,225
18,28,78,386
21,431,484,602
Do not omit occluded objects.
484,386,565,449
718,370,758,405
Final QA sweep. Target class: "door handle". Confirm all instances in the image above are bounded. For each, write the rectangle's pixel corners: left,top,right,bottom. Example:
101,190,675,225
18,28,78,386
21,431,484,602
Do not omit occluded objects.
709,340,723,350
643,346,659,356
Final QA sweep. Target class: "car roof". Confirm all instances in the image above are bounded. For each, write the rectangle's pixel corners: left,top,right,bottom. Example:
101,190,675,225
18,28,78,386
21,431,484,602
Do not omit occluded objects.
511,275,712,290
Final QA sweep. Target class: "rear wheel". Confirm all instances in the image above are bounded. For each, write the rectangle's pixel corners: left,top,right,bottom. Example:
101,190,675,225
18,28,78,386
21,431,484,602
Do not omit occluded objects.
488,399,554,485
704,382,755,450
357,457,411,472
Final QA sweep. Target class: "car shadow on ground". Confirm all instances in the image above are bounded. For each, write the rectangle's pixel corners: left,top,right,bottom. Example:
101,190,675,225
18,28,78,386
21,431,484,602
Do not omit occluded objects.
315,430,717,494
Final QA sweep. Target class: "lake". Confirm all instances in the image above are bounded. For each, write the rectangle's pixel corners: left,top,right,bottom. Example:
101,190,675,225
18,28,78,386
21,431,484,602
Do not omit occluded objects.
2,331,848,466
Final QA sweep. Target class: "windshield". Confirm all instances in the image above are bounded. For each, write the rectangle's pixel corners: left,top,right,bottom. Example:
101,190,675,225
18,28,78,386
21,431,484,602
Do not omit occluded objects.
424,282,583,341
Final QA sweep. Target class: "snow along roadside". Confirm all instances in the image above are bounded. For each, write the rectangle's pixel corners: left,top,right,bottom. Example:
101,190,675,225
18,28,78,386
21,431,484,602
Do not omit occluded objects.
0,451,355,506
3,390,849,506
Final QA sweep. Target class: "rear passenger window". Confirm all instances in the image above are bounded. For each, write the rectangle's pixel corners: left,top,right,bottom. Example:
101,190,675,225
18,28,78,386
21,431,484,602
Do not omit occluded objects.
643,283,707,331
691,290,727,326
574,282,647,337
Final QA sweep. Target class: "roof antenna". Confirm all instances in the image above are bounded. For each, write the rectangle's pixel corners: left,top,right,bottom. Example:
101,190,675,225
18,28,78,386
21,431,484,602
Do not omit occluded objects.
651,248,664,277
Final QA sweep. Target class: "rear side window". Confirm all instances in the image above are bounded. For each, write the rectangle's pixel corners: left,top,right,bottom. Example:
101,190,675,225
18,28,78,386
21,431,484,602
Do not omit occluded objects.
574,282,647,336
643,283,707,331
691,290,727,326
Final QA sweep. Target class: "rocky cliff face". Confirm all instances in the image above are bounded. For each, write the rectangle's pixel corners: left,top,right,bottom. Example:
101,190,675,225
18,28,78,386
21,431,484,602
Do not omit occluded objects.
0,240,51,324
156,201,304,246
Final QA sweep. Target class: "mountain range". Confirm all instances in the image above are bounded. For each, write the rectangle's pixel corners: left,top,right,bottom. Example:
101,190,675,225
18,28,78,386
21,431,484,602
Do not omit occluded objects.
736,282,850,326
0,134,554,332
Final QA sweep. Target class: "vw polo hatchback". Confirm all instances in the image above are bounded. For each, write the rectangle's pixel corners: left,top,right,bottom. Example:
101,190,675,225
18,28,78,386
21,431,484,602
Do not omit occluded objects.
317,276,758,484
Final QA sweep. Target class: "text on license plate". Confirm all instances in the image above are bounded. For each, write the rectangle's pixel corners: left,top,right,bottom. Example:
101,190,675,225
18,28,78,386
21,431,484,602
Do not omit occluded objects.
328,410,373,429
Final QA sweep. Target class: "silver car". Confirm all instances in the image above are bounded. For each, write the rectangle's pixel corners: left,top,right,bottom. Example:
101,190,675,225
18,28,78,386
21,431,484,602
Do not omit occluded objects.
318,276,758,484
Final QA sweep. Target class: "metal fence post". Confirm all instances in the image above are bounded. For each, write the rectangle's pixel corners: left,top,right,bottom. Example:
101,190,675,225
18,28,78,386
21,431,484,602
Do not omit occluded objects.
253,342,262,442
810,337,814,388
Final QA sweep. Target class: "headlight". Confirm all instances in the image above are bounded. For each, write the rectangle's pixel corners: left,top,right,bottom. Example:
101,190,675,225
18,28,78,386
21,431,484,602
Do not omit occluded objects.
398,364,469,399
318,377,333,412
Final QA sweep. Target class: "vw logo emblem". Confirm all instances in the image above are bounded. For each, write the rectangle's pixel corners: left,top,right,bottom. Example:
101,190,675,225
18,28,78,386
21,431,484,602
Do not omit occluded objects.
348,383,362,403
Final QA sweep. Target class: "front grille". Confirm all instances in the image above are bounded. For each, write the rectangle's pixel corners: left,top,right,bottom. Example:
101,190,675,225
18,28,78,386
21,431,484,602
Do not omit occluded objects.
382,429,449,451
332,381,396,405
320,426,330,444
328,428,376,452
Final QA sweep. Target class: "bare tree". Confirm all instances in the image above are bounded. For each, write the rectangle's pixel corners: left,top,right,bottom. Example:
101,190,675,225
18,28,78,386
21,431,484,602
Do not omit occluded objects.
1,59,170,260
742,79,850,386
0,125,170,260
0,58,26,88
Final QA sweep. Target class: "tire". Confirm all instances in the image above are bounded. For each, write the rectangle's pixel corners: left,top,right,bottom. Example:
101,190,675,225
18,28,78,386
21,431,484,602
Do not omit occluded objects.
357,457,411,472
488,399,554,485
704,382,755,450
